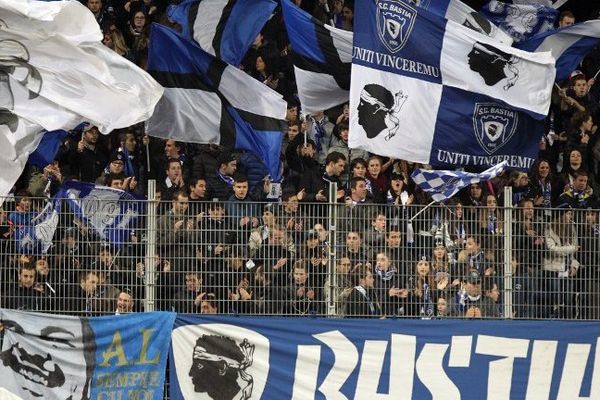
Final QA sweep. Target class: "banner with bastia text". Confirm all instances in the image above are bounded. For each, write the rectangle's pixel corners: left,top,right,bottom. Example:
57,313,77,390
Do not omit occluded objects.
171,315,600,399
0,309,175,400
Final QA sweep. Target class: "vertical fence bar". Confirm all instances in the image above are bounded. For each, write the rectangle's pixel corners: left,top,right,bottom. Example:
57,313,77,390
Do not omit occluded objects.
327,182,338,317
144,180,157,312
503,186,513,319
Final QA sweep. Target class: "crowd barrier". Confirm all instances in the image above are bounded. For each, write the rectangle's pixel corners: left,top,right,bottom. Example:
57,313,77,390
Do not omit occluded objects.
1,185,599,320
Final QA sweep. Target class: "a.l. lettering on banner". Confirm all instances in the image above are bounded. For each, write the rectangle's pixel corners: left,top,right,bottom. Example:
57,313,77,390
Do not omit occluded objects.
0,309,175,400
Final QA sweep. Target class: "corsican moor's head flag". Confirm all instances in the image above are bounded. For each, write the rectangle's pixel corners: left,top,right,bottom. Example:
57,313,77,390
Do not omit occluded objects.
146,24,286,180
167,0,277,67
0,0,163,202
411,161,508,202
281,0,352,113
349,0,554,170
518,20,600,82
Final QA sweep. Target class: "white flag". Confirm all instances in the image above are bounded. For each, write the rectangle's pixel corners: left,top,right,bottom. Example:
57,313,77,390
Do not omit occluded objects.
0,0,163,201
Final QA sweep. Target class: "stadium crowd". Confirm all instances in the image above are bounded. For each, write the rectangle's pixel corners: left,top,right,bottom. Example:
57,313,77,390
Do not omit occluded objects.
1,0,600,320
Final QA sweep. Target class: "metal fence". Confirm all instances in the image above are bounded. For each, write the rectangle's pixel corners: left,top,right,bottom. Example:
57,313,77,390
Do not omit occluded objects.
1,186,599,320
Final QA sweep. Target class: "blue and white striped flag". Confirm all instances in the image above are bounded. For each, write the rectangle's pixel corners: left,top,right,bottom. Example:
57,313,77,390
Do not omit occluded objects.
411,161,508,202
167,0,276,67
281,0,352,113
482,1,558,43
518,21,600,81
146,24,286,180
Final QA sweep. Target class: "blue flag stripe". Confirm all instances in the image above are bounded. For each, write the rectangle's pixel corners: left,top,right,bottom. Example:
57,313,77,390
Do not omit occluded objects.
173,0,276,67
210,0,235,61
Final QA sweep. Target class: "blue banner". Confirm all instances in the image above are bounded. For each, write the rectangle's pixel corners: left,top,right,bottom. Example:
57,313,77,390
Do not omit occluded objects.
170,315,600,399
0,310,175,400
90,313,175,400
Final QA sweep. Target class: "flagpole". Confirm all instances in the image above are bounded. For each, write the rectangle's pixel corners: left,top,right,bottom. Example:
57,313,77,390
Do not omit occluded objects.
146,142,151,173
410,200,436,222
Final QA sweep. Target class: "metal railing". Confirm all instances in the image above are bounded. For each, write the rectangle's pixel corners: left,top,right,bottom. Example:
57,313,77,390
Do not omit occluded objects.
1,185,599,320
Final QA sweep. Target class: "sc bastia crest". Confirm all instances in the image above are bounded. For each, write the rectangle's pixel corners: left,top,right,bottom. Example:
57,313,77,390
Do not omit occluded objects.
376,0,417,53
473,103,518,155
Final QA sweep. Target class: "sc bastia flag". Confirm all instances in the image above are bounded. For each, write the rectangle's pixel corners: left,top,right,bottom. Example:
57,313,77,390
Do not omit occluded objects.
349,0,554,169
146,24,286,180
167,0,276,67
0,309,174,400
518,21,600,82
482,0,558,43
411,161,508,202
409,0,513,44
281,0,352,113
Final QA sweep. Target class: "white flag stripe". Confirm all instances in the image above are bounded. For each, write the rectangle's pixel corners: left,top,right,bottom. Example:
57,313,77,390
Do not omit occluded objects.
193,0,228,57
294,67,350,113
0,0,101,44
146,87,222,143
1,6,162,134
324,24,354,63
219,65,287,120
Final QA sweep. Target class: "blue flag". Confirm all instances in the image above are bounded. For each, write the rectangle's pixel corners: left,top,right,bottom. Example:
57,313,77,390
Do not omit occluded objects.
280,0,510,113
482,1,558,43
146,24,286,180
27,130,68,168
518,21,600,81
170,315,600,399
348,0,554,170
14,199,61,254
61,180,144,246
167,0,276,67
